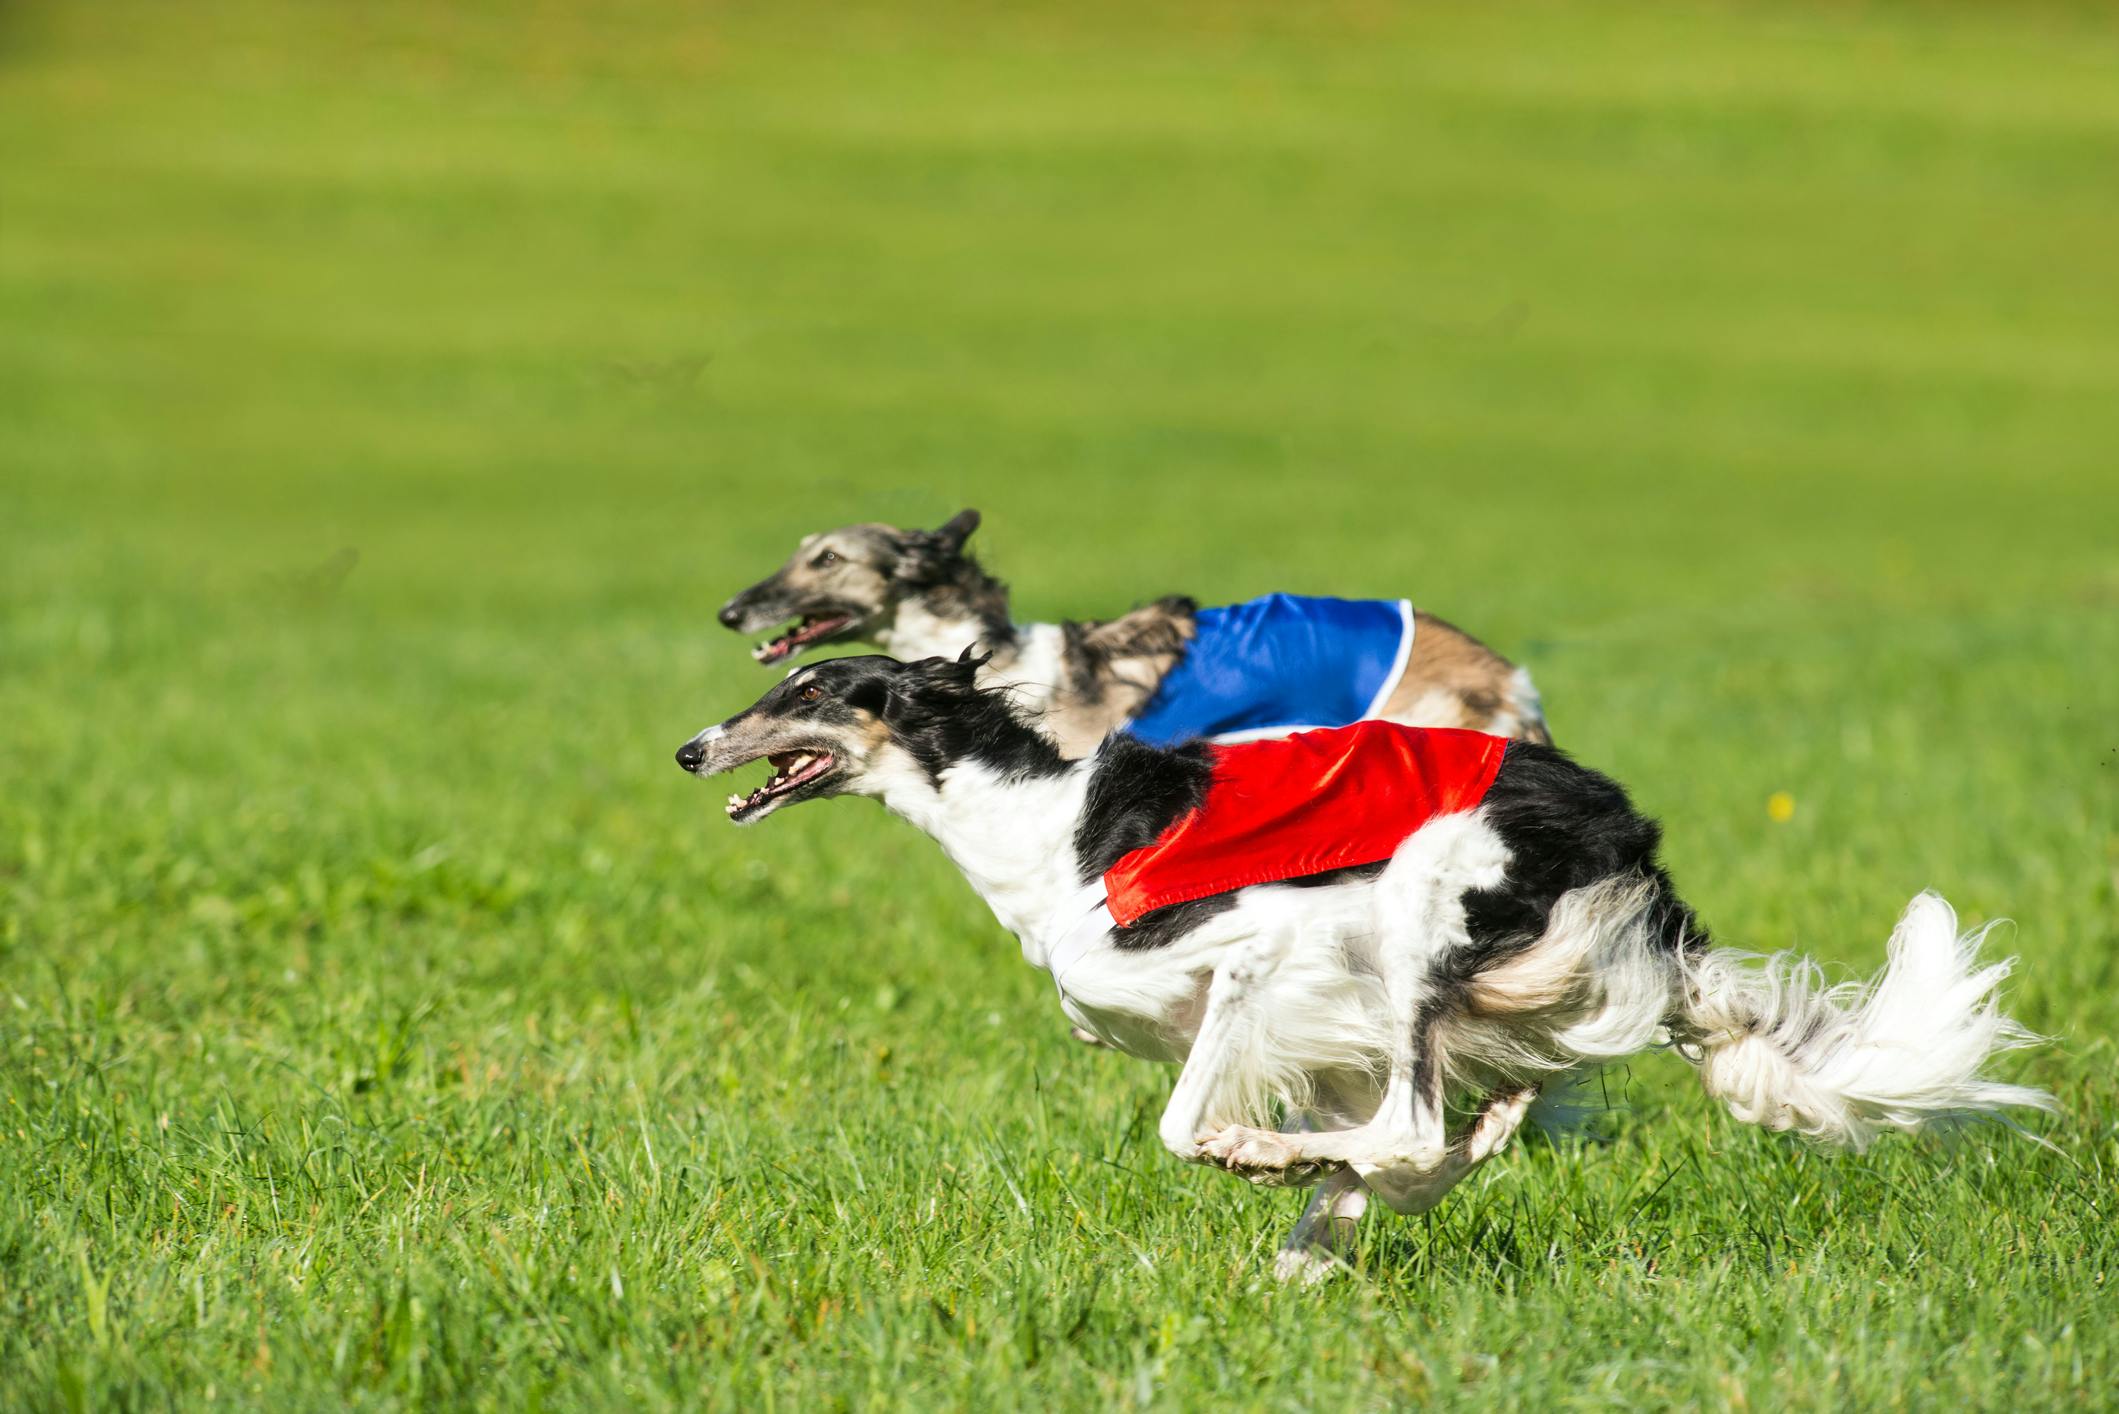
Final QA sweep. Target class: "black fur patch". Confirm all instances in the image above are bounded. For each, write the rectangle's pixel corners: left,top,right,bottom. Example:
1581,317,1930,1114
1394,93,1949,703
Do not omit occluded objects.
1070,733,1228,950
1460,741,1702,956
1410,740,1707,1088
747,654,1066,786
1073,733,1711,1070
878,654,1065,784
1070,732,1392,951
1072,733,1215,879
1105,893,1239,952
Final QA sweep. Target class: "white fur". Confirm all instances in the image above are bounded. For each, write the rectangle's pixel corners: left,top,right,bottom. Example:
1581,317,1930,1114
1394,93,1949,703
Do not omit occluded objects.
1478,666,1546,744
872,613,1078,738
872,603,989,665
1238,812,1519,1213
874,757,1088,955
1396,687,1476,730
1440,874,1675,1078
988,623,1068,703
1679,892,2055,1150
859,748,2050,1277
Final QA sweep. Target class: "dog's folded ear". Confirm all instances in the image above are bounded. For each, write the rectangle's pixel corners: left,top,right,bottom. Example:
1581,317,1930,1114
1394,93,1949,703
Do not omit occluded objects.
892,510,981,587
934,509,981,550
881,651,988,731
905,649,988,681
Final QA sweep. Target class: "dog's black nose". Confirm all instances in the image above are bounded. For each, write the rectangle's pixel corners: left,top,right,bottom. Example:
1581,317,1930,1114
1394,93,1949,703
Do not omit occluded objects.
716,602,743,629
676,741,706,771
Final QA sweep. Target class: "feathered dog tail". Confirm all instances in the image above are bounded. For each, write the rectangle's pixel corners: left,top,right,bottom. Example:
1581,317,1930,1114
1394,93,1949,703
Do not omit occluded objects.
1675,891,2054,1150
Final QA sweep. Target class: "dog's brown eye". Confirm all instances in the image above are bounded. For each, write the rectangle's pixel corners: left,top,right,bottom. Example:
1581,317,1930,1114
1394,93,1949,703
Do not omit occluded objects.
800,684,822,703
811,549,838,568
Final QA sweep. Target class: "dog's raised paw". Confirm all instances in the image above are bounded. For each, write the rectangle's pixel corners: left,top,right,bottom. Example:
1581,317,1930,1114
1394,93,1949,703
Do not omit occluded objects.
1195,1126,1341,1186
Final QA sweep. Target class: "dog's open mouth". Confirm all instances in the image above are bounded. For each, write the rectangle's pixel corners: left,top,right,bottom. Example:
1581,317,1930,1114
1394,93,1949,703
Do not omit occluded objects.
753,615,853,664
725,749,837,819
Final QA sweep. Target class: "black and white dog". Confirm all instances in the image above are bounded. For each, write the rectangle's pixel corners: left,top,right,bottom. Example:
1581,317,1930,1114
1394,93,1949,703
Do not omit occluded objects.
674,653,2050,1280
716,511,1550,756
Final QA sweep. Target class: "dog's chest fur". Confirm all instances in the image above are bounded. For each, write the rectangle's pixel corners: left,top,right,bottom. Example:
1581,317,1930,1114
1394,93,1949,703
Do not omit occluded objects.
874,602,990,664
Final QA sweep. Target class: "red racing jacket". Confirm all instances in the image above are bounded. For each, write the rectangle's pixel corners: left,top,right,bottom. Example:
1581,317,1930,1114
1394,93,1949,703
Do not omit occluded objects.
1103,722,1511,926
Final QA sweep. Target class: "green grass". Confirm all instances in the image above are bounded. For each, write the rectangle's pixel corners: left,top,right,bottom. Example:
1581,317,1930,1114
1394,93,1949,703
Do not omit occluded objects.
3,0,2116,1406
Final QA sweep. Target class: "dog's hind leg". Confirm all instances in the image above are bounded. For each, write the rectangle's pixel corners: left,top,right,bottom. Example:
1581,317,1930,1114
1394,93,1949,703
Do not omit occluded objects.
1368,1084,1538,1215
1208,1082,1537,1216
1274,1166,1370,1285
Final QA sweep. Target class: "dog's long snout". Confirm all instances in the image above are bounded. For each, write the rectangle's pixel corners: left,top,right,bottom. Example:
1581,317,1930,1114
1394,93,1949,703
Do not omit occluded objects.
676,722,731,774
716,600,744,629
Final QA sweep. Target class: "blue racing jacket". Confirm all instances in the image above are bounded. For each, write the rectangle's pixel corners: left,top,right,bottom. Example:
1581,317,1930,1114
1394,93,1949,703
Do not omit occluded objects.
1122,592,1414,747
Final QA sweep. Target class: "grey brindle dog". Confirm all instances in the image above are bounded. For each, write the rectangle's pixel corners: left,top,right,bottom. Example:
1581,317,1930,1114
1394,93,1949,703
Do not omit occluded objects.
718,510,1550,757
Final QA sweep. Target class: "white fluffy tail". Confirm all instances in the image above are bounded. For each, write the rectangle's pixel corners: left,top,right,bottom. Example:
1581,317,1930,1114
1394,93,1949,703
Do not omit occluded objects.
1678,891,2054,1151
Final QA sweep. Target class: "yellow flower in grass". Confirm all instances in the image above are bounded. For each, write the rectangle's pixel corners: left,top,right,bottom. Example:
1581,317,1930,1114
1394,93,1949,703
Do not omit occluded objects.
1767,791,1796,823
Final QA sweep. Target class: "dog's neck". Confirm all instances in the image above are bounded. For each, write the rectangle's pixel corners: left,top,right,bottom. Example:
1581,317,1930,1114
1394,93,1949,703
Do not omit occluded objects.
872,559,1020,667
874,599,1005,664
873,745,1091,966
871,588,1087,734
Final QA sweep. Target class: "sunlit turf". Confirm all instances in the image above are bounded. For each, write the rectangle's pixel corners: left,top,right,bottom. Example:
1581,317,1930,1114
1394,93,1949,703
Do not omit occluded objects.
3,0,2116,1406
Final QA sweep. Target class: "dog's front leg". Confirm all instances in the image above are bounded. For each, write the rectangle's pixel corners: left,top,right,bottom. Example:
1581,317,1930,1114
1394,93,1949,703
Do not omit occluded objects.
1156,927,1326,1179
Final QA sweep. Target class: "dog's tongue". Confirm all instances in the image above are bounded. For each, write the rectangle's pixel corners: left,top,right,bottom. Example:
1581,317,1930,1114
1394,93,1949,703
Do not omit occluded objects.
755,625,804,662
755,614,848,663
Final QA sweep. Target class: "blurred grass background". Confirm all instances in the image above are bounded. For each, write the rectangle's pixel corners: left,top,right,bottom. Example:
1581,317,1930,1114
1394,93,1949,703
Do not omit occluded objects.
2,0,2115,1407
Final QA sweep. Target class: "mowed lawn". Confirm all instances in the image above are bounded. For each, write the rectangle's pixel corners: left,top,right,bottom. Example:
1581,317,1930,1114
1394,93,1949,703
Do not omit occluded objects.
3,0,2116,1406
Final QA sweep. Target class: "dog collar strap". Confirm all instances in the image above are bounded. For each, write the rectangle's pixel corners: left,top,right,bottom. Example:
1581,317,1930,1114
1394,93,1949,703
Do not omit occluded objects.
1103,722,1509,927
1040,882,1118,987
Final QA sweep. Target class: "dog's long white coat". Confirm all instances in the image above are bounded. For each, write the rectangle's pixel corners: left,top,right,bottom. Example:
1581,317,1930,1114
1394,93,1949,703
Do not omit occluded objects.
859,751,2049,1275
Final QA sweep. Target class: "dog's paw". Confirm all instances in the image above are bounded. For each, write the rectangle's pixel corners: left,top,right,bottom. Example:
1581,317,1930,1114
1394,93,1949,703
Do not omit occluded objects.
1195,1126,1341,1187
1069,1026,1108,1047
1273,1246,1349,1286
1465,1088,1538,1164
